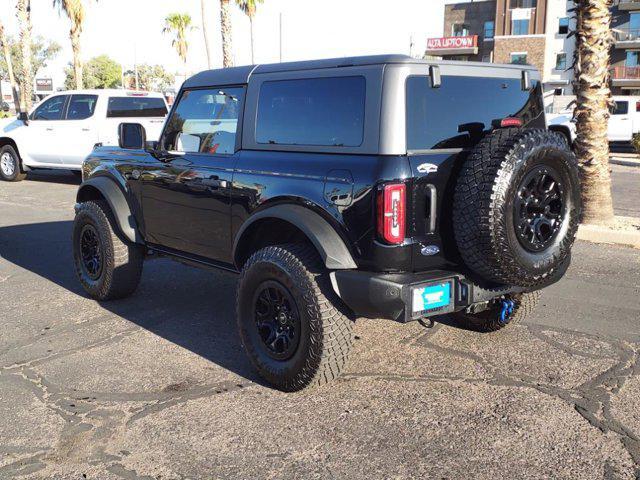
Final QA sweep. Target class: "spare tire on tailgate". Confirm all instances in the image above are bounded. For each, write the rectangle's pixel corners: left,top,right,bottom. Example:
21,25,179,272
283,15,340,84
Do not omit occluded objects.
453,128,581,287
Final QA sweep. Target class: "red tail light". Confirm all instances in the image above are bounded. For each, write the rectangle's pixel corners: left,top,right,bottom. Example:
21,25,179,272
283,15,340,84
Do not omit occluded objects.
500,117,523,128
377,183,406,244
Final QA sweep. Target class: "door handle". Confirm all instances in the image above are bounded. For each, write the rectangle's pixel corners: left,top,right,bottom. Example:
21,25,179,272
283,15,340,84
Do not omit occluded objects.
201,178,227,188
82,128,90,131
45,127,54,131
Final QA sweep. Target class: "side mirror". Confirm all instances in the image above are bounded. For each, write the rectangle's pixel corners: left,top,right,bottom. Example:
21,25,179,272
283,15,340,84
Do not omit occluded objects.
118,123,146,150
18,111,29,125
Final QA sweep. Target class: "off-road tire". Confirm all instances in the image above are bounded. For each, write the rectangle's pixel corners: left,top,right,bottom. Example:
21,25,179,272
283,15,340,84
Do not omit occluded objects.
453,128,580,287
73,200,144,300
237,244,354,391
0,145,26,181
452,291,541,332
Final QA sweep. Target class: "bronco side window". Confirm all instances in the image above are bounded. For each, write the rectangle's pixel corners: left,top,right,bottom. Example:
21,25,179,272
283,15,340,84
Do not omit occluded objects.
255,76,366,147
162,87,245,155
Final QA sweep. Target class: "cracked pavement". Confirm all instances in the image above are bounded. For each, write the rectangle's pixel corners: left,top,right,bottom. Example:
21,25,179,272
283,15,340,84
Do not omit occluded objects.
1,170,639,479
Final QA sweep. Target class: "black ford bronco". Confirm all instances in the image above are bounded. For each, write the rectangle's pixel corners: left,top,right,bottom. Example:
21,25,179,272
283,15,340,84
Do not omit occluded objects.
73,55,580,391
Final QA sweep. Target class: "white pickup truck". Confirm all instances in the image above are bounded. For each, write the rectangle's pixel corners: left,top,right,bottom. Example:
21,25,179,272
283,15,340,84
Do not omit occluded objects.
547,95,640,148
0,89,168,181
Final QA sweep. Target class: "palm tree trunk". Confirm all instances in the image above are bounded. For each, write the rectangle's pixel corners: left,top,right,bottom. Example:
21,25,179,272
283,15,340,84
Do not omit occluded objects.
573,0,615,226
70,27,83,89
0,21,21,113
220,0,233,68
249,16,254,64
16,0,33,111
201,0,212,68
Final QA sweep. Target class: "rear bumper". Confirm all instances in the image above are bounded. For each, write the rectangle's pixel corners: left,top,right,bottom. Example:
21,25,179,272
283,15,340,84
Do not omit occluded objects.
330,269,526,323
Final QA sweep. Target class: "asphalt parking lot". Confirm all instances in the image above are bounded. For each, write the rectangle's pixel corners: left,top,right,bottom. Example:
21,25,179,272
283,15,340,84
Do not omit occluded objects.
1,168,639,479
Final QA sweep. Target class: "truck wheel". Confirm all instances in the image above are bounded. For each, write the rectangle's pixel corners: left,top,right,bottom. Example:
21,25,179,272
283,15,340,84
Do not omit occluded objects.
73,201,144,300
237,244,354,391
453,129,581,287
0,145,26,182
452,291,540,332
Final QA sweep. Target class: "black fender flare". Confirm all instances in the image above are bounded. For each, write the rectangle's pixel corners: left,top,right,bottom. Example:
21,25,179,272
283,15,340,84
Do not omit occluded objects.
76,177,143,244
233,204,357,270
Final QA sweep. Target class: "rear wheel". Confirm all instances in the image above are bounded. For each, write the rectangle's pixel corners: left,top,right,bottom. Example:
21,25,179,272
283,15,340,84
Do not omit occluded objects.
237,244,354,391
451,291,541,332
73,201,144,300
0,145,26,182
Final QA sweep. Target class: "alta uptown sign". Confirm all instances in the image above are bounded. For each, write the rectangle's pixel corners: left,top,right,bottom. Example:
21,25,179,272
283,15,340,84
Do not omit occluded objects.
427,36,478,50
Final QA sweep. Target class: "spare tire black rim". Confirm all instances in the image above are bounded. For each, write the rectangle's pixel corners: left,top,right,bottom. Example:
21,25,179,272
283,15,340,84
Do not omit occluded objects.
514,165,565,252
79,224,103,280
253,281,300,360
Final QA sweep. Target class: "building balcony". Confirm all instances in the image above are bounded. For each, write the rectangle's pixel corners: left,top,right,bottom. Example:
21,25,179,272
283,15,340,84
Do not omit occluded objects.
611,66,640,87
425,35,479,56
613,28,640,48
617,0,640,10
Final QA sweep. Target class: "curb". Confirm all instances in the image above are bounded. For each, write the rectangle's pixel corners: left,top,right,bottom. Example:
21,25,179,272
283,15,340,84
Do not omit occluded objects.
577,223,640,249
610,157,640,168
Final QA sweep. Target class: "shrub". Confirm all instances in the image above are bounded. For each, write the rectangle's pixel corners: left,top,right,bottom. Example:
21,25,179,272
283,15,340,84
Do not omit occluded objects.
632,132,640,155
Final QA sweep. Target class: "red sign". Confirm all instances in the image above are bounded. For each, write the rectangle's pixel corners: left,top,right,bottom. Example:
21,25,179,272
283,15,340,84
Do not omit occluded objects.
427,35,478,50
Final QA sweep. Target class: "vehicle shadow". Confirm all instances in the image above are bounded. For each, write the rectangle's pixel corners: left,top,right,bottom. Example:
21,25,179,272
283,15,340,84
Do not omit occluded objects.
0,220,261,384
25,170,81,185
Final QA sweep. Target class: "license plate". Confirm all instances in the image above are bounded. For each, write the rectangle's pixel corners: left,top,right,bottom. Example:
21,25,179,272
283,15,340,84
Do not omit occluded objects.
412,281,451,315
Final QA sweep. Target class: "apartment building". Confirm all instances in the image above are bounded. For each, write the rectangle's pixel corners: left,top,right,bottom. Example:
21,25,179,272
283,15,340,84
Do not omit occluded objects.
611,0,640,94
427,0,576,96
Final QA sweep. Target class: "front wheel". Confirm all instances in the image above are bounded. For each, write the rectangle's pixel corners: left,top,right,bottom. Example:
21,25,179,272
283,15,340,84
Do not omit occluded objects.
73,201,144,300
237,244,354,391
0,145,26,182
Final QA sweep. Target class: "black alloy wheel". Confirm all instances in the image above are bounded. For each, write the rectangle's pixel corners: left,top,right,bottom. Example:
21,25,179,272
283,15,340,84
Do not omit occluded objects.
252,280,301,361
79,224,103,281
513,165,566,252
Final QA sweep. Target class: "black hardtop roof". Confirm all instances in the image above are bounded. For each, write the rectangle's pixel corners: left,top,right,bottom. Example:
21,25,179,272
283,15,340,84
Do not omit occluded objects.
183,54,537,88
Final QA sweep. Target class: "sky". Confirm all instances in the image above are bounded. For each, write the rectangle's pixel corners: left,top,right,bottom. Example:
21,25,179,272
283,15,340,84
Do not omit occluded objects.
2,0,445,91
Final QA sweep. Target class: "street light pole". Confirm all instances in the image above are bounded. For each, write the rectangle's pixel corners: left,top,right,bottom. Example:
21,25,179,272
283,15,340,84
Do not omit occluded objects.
279,12,282,62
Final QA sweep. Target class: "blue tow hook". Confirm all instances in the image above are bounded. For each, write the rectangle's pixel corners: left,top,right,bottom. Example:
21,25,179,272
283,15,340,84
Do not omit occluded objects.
499,299,515,324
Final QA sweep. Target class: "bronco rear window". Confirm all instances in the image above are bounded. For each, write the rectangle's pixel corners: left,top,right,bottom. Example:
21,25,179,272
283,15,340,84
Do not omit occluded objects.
406,75,543,150
107,97,168,118
256,76,366,147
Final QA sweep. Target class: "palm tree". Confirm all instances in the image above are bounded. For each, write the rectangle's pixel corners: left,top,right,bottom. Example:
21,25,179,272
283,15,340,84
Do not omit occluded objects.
0,20,20,113
16,0,33,111
237,0,263,64
201,0,212,68
220,0,233,67
163,13,194,82
53,0,89,90
573,0,615,225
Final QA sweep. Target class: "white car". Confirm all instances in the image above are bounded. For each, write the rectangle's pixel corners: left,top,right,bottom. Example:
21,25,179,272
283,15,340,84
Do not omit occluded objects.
0,89,168,181
546,95,640,147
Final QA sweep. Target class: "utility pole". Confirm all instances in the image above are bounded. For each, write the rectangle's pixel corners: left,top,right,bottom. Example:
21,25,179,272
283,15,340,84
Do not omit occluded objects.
279,12,282,62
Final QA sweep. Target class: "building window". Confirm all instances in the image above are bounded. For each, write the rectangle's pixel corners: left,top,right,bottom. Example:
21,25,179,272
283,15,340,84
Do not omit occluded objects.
482,54,492,63
510,52,528,65
555,53,567,70
484,21,495,39
558,17,569,34
626,51,640,67
452,23,469,37
512,19,530,35
554,88,564,96
510,0,537,7
631,13,640,40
